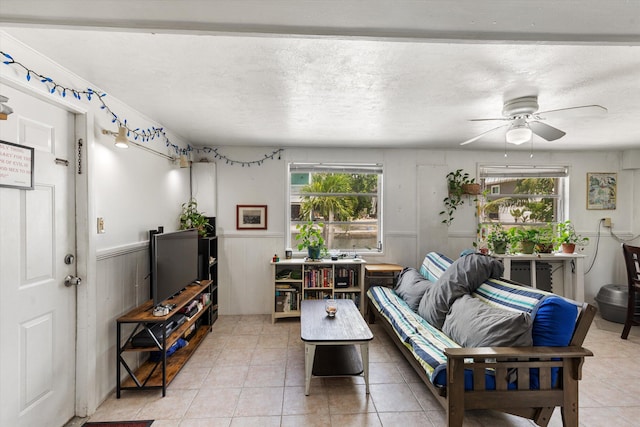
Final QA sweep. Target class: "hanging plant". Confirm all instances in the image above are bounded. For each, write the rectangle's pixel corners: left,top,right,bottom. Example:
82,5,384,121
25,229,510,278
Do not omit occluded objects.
440,169,478,226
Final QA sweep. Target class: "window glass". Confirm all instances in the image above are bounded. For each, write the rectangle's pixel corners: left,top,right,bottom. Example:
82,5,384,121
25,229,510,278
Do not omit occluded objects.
288,163,383,254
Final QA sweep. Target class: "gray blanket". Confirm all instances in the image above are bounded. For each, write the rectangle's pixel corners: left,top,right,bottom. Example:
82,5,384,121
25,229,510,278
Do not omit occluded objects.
417,253,504,330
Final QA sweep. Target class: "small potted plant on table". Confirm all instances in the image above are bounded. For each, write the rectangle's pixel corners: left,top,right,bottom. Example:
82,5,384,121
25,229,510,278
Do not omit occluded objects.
555,220,589,253
295,220,326,260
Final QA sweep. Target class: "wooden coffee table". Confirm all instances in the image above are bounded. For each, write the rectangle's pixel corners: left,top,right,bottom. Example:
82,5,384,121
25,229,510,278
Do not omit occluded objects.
300,299,374,395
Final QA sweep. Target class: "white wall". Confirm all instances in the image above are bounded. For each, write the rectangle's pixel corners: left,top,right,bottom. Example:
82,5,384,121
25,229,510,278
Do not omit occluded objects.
0,32,192,416
199,146,638,316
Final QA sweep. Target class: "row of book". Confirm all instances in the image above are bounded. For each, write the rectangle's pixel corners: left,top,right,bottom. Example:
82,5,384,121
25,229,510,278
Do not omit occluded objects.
304,267,333,288
275,286,301,312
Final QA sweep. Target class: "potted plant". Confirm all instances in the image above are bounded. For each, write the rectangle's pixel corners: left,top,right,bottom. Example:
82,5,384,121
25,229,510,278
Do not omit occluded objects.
440,169,479,226
555,220,589,253
179,198,210,237
507,226,538,254
485,223,510,254
295,220,325,259
533,223,555,254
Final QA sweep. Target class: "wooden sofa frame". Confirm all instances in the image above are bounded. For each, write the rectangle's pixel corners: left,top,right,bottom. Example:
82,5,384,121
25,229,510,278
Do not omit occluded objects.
368,295,597,426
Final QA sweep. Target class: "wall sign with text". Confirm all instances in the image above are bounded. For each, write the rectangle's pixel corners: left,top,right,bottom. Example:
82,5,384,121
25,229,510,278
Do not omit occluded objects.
0,140,34,190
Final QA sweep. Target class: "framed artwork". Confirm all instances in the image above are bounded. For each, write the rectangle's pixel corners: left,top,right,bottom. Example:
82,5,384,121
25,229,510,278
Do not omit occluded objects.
236,205,268,230
587,172,617,210
0,140,34,190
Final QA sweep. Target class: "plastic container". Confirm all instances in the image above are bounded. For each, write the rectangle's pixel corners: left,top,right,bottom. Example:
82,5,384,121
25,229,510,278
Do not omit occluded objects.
595,284,638,324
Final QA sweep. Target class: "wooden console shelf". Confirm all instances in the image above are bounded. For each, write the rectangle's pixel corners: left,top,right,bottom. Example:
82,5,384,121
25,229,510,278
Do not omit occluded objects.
116,280,213,397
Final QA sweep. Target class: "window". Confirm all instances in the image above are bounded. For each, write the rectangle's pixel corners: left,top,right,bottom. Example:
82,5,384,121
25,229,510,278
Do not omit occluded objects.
288,163,383,254
478,165,568,226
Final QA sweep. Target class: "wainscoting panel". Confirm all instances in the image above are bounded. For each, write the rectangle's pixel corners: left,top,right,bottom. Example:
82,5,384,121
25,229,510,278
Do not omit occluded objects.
95,243,150,402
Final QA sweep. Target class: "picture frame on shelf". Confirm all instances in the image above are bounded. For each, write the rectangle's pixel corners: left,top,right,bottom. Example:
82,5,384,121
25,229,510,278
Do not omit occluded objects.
0,140,34,190
236,205,268,230
587,172,617,210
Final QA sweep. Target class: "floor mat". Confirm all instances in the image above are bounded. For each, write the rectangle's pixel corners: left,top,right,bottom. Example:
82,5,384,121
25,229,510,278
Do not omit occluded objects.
81,421,153,427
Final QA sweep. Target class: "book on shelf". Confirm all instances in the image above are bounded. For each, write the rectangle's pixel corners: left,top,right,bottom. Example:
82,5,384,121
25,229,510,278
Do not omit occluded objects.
304,267,333,288
275,287,300,312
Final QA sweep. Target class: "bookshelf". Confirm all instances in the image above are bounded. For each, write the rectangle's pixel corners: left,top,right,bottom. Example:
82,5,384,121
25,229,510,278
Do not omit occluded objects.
271,258,366,323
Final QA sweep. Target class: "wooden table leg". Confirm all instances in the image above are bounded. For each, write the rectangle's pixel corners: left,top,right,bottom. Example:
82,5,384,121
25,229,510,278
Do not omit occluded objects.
361,343,370,394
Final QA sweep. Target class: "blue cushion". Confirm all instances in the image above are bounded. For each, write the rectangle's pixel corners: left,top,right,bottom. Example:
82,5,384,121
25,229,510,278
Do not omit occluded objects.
530,296,578,389
532,296,578,346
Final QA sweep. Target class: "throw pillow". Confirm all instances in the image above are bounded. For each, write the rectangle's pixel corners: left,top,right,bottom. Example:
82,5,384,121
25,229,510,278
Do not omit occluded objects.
442,294,533,347
394,267,433,312
418,253,505,329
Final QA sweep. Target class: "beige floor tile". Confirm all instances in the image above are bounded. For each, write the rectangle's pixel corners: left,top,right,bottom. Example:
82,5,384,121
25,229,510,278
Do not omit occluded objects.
368,362,406,384
136,389,198,420
330,412,383,426
69,313,640,427
178,418,232,427
369,383,422,412
233,387,284,417
215,347,254,366
282,385,330,415
257,333,290,348
249,347,289,366
229,415,281,427
184,387,241,418
243,364,286,387
281,414,332,427
327,384,376,414
377,411,433,426
201,364,249,388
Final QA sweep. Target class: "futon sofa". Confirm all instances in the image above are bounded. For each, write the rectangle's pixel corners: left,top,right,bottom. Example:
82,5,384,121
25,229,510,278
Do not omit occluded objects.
367,252,596,427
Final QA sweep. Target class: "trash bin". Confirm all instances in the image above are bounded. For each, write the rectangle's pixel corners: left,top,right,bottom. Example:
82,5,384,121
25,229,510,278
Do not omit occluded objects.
595,284,639,324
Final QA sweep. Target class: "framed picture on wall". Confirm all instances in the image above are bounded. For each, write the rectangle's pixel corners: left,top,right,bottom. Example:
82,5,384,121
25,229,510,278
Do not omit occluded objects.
587,172,617,210
0,140,34,190
236,205,268,230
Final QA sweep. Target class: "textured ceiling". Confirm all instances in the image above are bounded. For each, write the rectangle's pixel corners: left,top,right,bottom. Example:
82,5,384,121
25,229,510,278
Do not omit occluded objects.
1,0,639,151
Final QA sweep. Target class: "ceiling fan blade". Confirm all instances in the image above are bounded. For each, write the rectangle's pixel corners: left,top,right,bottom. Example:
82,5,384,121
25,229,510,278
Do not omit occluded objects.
469,118,510,122
460,124,509,146
537,104,607,119
529,121,566,141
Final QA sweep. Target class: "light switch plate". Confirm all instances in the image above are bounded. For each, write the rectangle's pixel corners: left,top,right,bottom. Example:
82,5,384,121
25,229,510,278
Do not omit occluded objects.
97,217,106,234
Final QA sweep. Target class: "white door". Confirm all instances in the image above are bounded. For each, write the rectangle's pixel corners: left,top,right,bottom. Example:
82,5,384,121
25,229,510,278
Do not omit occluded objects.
0,84,77,427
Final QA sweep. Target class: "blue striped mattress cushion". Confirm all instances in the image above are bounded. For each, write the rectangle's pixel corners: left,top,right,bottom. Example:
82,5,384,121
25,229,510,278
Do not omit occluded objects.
367,286,459,384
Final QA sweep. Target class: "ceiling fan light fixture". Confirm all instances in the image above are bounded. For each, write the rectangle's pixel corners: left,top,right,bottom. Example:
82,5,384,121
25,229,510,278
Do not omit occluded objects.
505,121,532,145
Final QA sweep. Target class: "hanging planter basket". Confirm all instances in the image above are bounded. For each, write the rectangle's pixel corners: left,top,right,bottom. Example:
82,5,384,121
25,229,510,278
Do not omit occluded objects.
462,183,481,195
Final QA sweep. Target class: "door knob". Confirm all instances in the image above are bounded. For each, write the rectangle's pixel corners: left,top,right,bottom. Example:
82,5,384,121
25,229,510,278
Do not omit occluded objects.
64,275,81,287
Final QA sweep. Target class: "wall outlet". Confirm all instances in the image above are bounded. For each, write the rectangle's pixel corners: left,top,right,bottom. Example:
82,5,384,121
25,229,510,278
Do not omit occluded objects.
603,217,612,227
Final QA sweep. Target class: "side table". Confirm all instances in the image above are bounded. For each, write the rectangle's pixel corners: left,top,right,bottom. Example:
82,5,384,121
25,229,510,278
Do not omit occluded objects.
364,263,403,316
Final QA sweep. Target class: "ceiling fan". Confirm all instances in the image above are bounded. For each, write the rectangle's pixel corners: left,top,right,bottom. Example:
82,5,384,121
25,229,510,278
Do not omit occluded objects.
460,96,607,146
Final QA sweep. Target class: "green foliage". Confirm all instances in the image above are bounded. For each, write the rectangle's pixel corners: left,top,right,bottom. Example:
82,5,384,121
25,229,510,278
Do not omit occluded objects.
555,220,589,247
300,173,352,221
484,178,556,223
440,169,476,226
295,220,325,251
179,198,209,236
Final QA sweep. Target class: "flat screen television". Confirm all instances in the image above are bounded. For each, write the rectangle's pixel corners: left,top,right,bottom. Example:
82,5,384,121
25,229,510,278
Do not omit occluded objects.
150,228,199,307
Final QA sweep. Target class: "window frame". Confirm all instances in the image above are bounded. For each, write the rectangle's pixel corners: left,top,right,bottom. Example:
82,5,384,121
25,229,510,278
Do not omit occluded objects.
286,162,384,255
478,164,569,226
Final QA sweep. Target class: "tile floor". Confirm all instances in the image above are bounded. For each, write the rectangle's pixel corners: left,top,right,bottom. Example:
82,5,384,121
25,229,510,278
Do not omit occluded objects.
67,313,640,427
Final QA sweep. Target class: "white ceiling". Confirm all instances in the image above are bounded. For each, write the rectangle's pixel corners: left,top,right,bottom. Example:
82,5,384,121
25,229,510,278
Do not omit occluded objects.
1,0,639,151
